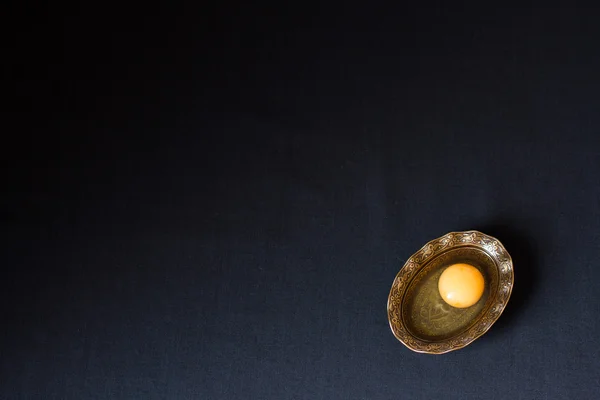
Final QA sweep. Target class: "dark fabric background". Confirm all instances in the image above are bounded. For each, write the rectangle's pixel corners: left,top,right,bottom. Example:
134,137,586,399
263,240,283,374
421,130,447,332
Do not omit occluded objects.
4,4,600,399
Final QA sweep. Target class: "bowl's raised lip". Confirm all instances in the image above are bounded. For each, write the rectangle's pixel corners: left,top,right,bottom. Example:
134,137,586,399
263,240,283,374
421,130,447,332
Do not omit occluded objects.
387,230,514,354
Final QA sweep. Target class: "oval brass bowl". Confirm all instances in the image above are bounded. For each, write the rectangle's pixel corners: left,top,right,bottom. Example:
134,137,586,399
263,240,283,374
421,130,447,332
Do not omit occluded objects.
387,231,514,354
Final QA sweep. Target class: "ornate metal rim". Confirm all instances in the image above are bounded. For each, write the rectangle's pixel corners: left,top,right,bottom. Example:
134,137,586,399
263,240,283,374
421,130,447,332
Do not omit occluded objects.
387,231,514,354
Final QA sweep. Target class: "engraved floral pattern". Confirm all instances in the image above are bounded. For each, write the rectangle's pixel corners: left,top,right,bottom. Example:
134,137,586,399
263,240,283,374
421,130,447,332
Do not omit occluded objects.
387,231,514,354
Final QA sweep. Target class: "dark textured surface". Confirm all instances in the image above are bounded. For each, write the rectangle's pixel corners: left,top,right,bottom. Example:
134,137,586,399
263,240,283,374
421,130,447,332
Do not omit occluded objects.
4,4,600,399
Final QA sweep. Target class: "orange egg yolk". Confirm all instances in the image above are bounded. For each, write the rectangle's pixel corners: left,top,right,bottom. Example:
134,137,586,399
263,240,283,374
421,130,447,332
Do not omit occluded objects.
438,263,484,308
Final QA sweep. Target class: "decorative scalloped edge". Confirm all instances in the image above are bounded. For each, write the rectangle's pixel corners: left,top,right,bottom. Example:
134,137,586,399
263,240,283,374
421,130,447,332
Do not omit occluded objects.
387,231,514,354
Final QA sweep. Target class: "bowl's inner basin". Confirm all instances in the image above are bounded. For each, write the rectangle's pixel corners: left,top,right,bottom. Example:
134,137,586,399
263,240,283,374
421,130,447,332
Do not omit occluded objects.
402,246,499,341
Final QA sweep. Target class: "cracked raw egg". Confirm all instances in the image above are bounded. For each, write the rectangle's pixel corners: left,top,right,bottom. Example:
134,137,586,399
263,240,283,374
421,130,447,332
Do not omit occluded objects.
438,263,484,308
